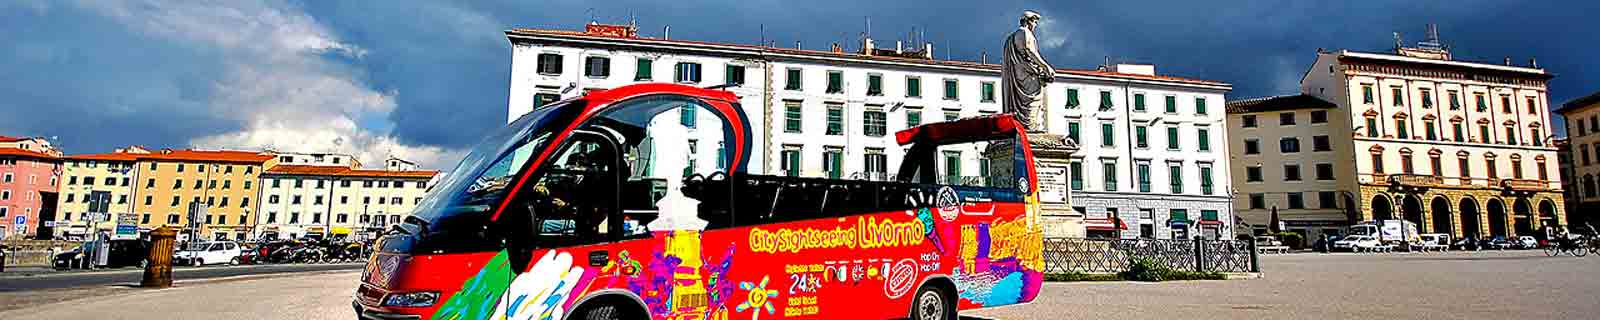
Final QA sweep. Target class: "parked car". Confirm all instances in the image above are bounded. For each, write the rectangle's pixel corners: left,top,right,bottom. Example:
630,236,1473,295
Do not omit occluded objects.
52,239,151,270
173,241,243,266
1332,235,1381,252
1513,236,1539,250
1480,236,1512,250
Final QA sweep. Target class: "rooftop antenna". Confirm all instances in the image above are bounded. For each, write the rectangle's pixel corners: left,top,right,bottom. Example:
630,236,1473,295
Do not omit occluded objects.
760,23,765,46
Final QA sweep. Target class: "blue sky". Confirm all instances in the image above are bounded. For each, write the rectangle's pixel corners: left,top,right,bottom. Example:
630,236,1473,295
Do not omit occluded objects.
2,1,1595,169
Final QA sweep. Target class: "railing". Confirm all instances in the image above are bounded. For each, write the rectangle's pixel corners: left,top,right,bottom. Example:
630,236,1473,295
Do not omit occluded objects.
1501,179,1548,192
1389,174,1443,187
1041,237,1259,274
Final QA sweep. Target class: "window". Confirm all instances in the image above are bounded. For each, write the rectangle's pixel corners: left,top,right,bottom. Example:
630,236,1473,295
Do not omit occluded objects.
1287,192,1305,209
1362,84,1375,104
825,103,844,135
1066,122,1080,143
1486,158,1499,178
1133,93,1146,111
864,108,887,137
1165,95,1177,113
1395,119,1409,139
292,195,302,204
1581,119,1588,136
1531,128,1543,147
1241,115,1257,128
244,181,252,189
1401,154,1414,174
1197,129,1211,152
906,76,921,97
1391,87,1404,106
826,71,843,94
941,151,961,184
1453,122,1466,142
532,93,561,109
783,101,803,133
1099,90,1114,110
1284,164,1302,181
1280,137,1300,153
1246,166,1263,182
1279,112,1296,126
1448,91,1460,110
1424,120,1438,140
1065,88,1080,108
1458,157,1472,179
174,180,183,189
1313,135,1331,152
1504,126,1517,145
584,56,610,78
866,74,883,95
943,79,958,100
1137,162,1152,192
981,82,996,102
1102,161,1118,191
674,62,702,83
1498,95,1513,113
781,147,801,177
1310,110,1327,124
1319,191,1337,209
1420,89,1433,108
1134,126,1149,148
1316,163,1334,180
906,109,922,127
1371,153,1385,174
1200,166,1214,195
1366,117,1379,137
1166,126,1180,150
536,53,562,74
1512,158,1524,179
1101,123,1115,147
864,148,888,180
680,105,697,128
1480,125,1492,143
1475,93,1487,112
1431,156,1443,176
1244,139,1260,155
821,147,845,179
1168,164,1183,194
177,164,185,172
724,64,745,86
1070,161,1084,190
635,58,653,80
785,68,802,90
944,111,959,122
294,179,304,188
1195,97,1207,115
1537,161,1548,180
1249,193,1265,209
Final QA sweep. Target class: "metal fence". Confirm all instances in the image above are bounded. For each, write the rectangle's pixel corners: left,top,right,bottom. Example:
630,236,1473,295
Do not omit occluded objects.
1042,238,1259,274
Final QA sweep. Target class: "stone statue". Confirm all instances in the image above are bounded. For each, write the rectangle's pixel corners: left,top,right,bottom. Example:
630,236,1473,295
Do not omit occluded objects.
1002,11,1057,133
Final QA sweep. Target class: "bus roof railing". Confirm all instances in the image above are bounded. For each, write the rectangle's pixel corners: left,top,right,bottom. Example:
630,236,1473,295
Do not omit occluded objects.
894,114,1022,146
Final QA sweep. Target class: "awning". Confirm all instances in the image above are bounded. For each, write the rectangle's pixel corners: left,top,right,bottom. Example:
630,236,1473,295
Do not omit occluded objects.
331,227,352,235
1084,218,1128,231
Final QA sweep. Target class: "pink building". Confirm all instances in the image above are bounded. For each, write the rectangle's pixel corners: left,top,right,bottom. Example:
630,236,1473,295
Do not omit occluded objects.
0,135,62,239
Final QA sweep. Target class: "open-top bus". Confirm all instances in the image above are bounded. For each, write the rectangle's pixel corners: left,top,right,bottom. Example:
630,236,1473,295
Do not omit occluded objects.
353,83,1045,320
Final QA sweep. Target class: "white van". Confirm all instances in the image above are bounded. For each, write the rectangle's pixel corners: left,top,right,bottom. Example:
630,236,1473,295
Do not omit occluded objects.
174,241,242,266
1416,234,1450,251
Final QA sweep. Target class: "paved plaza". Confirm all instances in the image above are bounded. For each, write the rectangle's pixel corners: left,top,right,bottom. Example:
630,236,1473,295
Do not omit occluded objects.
1,250,1595,319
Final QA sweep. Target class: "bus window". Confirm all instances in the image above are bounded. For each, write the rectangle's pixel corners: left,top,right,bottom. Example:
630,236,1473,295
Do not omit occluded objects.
523,134,623,248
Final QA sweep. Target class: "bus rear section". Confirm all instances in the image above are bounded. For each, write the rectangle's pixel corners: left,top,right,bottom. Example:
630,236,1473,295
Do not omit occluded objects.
353,83,1044,320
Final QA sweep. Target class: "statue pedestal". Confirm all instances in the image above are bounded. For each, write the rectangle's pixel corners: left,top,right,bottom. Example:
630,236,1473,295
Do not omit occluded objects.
987,133,1080,238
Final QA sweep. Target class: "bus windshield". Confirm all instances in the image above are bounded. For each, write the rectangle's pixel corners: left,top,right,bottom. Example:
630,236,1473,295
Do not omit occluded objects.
396,99,583,252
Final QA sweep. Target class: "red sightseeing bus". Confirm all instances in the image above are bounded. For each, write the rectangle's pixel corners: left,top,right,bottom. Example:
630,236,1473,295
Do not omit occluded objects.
353,83,1045,320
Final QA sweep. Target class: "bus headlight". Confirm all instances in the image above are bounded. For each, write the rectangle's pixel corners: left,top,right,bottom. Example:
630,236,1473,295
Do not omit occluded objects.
382,291,439,308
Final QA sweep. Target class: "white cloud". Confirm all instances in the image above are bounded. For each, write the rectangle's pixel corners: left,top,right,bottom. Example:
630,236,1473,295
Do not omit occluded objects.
1033,11,1069,50
71,0,462,168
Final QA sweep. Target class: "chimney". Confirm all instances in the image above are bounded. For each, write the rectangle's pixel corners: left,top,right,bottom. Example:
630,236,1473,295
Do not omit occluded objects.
831,43,842,53
663,25,671,40
896,41,903,54
795,41,801,50
863,37,875,56
924,43,934,59
1530,57,1539,68
981,51,988,64
1504,57,1512,66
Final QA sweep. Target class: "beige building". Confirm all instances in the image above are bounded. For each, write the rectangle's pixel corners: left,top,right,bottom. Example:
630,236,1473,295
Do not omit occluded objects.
53,152,141,239
1558,91,1600,228
257,162,435,240
126,148,278,241
1229,38,1565,241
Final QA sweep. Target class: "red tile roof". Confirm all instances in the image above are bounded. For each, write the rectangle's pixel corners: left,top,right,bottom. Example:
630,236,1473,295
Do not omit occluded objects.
0,135,25,143
63,152,142,162
266,164,437,179
141,149,275,164
506,28,1228,87
0,147,60,160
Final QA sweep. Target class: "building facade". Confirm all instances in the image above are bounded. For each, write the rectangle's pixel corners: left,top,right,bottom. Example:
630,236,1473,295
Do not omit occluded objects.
256,163,436,241
1226,95,1357,240
504,23,1234,239
53,152,140,239
128,149,277,241
0,135,62,239
1558,91,1600,229
1231,43,1566,241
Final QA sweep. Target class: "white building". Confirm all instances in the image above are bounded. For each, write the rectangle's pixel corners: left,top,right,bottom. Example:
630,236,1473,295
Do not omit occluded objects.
1230,32,1566,242
255,162,436,240
504,23,1234,239
270,151,360,168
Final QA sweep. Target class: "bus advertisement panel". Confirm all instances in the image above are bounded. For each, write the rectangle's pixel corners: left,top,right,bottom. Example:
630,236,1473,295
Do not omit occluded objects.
353,83,1045,320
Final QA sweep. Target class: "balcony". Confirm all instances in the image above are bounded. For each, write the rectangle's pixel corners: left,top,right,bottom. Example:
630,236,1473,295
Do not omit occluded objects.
1500,179,1548,192
1388,174,1443,188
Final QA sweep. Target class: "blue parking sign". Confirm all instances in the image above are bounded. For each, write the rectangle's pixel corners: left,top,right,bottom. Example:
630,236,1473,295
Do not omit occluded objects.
13,215,24,226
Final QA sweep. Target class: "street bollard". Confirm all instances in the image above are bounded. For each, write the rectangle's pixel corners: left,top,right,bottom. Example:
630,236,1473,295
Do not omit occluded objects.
0,245,8,273
142,227,177,288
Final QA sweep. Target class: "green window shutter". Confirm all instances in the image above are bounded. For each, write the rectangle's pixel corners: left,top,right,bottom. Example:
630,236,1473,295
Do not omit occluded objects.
1200,167,1213,195
907,111,922,127
1167,126,1180,150
784,103,802,133
1134,94,1146,111
945,80,958,99
1195,98,1207,114
827,71,843,93
1101,123,1114,147
1392,88,1404,106
1070,162,1083,190
1102,162,1117,191
868,75,883,95
680,106,696,128
1197,129,1210,151
1201,210,1218,221
635,59,653,80
1137,164,1151,192
1366,118,1379,137
1165,96,1176,113
907,78,921,97
1067,122,1080,142
1169,165,1183,193
1170,209,1188,222
982,83,995,102
1099,91,1114,109
786,69,802,90
1135,126,1148,148
1066,89,1079,107
1363,86,1374,104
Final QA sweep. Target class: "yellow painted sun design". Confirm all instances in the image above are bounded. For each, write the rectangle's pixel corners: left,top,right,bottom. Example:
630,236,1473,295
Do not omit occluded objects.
736,276,778,319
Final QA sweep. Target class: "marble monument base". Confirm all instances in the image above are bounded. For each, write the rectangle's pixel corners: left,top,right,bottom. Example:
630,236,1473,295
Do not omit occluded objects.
987,133,1080,238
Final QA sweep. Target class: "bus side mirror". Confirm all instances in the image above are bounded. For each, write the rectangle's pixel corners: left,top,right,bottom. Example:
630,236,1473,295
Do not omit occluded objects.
503,201,538,274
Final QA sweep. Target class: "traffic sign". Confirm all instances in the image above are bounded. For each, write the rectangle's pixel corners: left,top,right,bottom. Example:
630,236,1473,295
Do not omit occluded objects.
13,216,25,226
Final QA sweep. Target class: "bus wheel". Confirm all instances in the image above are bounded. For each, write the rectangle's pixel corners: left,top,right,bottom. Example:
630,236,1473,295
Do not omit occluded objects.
573,299,643,320
910,286,954,320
